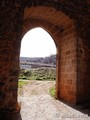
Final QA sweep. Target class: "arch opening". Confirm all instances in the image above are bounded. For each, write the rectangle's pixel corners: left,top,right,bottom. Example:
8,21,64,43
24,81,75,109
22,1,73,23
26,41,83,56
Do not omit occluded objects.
18,27,57,102
20,27,56,58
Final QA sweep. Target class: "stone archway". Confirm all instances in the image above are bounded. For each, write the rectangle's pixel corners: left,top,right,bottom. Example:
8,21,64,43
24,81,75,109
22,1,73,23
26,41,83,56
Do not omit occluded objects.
0,1,90,119
22,6,77,103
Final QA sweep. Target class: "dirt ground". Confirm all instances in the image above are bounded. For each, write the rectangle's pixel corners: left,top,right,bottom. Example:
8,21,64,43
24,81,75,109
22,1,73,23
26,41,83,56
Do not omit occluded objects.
18,80,90,120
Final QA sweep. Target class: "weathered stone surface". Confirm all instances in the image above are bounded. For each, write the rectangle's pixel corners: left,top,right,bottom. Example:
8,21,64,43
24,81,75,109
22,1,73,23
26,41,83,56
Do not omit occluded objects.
0,0,90,117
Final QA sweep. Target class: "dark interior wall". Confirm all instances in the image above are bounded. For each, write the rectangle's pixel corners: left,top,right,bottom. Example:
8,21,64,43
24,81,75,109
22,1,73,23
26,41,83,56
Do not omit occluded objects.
0,1,24,110
76,35,90,104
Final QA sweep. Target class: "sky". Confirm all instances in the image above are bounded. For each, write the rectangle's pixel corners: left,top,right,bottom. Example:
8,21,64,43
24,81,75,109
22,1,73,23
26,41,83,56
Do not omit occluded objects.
20,27,56,58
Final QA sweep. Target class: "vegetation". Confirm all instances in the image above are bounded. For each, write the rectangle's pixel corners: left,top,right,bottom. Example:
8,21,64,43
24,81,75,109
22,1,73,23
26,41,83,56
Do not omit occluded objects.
19,55,56,96
49,86,56,98
18,80,29,88
20,54,56,65
19,68,56,81
18,68,56,97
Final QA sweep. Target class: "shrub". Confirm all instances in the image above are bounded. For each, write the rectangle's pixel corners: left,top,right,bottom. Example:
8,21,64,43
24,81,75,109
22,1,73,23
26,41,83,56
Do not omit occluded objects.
49,86,56,98
19,68,56,81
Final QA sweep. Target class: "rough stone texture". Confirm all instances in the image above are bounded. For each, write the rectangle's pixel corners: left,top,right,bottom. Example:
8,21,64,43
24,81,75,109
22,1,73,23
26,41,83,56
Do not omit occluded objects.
0,3,24,119
57,21,77,104
76,34,90,104
0,0,90,119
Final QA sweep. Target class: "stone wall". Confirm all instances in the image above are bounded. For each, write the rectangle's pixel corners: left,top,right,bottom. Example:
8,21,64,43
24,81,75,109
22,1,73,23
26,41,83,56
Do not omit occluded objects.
0,0,90,118
56,21,77,104
57,21,90,104
76,35,90,104
0,1,24,110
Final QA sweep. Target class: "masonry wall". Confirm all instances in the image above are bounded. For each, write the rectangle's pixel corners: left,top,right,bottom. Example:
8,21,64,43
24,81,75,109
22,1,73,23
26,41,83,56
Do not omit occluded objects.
56,21,90,104
0,1,90,120
56,21,77,104
0,39,20,109
0,5,24,111
76,36,90,104
0,12,89,111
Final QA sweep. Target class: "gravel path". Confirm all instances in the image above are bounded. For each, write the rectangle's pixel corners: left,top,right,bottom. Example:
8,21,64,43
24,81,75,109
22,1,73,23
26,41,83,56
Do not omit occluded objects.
18,81,90,120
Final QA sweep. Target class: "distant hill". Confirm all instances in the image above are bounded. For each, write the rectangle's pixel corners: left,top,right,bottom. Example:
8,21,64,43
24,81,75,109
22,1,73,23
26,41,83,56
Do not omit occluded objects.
20,54,56,65
19,55,56,79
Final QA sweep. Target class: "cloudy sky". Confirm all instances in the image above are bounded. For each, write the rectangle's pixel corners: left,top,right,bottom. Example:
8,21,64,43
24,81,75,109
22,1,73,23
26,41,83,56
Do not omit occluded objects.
20,27,56,57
